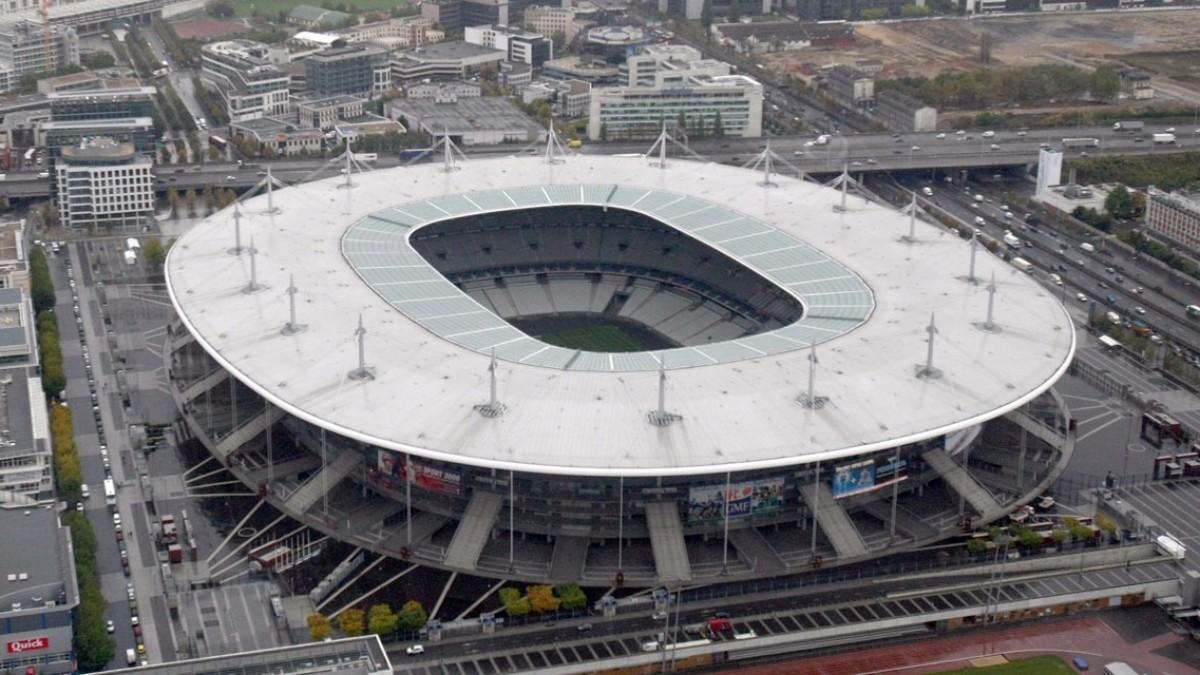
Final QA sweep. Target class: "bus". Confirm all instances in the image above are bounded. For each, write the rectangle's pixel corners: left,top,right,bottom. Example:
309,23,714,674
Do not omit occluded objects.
1098,334,1121,351
103,478,117,509
1062,137,1100,148
1187,305,1200,319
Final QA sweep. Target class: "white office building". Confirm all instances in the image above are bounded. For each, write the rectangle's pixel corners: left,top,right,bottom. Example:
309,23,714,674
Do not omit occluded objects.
201,40,291,122
1145,186,1200,254
464,24,552,67
0,20,80,93
622,44,730,87
588,73,762,140
55,137,154,232
1036,148,1063,197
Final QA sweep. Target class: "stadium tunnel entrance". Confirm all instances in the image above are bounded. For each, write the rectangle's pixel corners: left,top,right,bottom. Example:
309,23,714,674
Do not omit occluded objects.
408,205,805,353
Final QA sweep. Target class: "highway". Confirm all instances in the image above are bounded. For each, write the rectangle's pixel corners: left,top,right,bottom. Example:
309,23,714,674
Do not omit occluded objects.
3,125,1199,199
878,173,1200,361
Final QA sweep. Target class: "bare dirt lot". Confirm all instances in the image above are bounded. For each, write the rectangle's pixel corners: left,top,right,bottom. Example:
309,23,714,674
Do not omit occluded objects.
765,9,1200,82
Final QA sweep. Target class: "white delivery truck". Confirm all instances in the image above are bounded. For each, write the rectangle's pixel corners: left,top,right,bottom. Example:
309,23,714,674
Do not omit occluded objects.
1012,258,1033,273
1152,133,1176,144
1003,231,1021,249
126,648,137,666
124,250,137,266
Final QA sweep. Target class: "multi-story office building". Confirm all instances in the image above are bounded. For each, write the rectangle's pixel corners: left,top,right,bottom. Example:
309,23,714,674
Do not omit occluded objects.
464,25,552,68
873,88,937,132
200,40,291,122
0,20,80,92
0,369,52,500
391,41,505,84
304,43,392,98
583,25,653,63
0,506,77,675
297,94,365,130
54,136,154,232
44,117,155,199
522,78,590,117
524,5,587,43
335,16,442,48
1145,186,1200,254
622,44,730,87
657,0,768,20
587,73,763,140
46,86,156,122
420,0,539,30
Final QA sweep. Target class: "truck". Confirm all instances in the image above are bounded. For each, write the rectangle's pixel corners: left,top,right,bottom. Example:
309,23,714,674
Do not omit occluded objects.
1080,242,1095,253
124,250,137,266
126,648,137,666
1112,121,1143,132
1002,231,1021,249
1012,257,1033,273
1153,133,1176,144
813,134,830,146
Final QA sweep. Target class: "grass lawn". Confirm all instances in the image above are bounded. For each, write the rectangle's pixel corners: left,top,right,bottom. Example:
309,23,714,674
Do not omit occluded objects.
940,655,1077,675
229,0,407,18
539,325,646,352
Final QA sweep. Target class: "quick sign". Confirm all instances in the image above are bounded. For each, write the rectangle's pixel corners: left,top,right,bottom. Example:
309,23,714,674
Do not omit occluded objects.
7,637,49,653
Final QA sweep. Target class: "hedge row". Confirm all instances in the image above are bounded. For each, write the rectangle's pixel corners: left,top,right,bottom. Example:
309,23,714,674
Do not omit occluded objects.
63,510,115,671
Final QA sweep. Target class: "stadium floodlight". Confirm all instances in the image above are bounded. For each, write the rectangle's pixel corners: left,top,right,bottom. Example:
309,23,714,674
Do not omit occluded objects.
282,274,306,336
242,236,264,294
229,200,244,256
797,344,827,409
348,314,375,381
981,272,999,333
474,350,507,418
968,232,979,284
916,312,942,380
647,357,681,427
264,166,280,215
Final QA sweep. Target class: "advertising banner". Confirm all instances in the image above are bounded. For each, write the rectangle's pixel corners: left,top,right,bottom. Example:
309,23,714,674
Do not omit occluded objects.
374,450,463,496
831,460,876,498
6,637,48,654
686,477,784,526
875,457,908,482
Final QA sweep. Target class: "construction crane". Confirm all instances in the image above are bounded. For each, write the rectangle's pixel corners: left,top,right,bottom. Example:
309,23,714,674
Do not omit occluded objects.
39,0,55,74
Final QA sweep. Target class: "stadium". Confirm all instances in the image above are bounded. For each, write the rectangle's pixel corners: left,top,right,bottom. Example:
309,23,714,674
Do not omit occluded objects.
165,150,1077,587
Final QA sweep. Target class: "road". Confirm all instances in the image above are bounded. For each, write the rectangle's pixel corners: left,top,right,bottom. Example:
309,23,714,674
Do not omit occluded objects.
4,125,1199,199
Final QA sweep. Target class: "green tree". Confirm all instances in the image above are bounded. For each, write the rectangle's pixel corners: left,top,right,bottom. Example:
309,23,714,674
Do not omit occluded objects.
338,608,366,636
395,600,428,631
307,614,332,641
1089,65,1120,102
498,587,531,616
143,238,166,269
186,188,198,216
1104,184,1134,219
861,7,887,18
700,0,713,36
554,583,588,610
29,247,55,314
367,603,398,635
81,52,116,69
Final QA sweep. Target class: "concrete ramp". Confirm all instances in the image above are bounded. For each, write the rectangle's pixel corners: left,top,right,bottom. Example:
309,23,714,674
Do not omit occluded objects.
922,448,1004,520
728,528,787,575
798,482,869,559
443,491,504,570
860,500,939,542
1008,410,1067,450
181,369,229,402
549,535,590,581
284,450,362,514
385,512,449,551
214,406,282,461
644,502,692,582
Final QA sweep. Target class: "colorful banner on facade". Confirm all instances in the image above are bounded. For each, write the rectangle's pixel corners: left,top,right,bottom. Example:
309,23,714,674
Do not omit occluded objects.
685,477,784,526
831,460,876,498
374,450,463,496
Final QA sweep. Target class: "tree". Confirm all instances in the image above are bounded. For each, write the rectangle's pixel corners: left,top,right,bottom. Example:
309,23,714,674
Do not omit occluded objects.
185,189,197,216
1104,184,1134,219
1131,190,1146,218
367,603,398,635
337,608,366,636
395,600,427,631
207,0,235,17
554,583,588,610
498,587,531,616
307,614,333,641
526,585,561,613
29,247,55,314
861,7,887,18
700,0,713,36
1089,65,1120,102
81,52,116,69
143,238,166,269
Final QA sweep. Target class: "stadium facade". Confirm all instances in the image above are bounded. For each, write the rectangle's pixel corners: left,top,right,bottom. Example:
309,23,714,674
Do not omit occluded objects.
165,153,1076,587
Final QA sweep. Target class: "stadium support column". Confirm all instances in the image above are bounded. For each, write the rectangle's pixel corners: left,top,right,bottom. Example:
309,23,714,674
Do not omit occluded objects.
1017,406,1028,491
230,375,238,432
508,470,515,574
888,447,900,544
406,453,413,546
265,401,273,486
721,471,731,576
617,476,624,573
321,428,328,517
810,462,820,556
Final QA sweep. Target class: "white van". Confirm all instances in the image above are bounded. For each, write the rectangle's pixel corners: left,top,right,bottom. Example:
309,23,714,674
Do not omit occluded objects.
1103,663,1138,675
126,648,137,666
80,484,90,499
640,641,661,652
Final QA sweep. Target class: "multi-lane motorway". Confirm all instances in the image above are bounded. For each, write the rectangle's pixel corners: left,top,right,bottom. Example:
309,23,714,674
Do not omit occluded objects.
3,124,1199,199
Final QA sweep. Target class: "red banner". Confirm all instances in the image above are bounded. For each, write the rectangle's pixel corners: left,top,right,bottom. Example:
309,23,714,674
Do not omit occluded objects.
7,637,49,653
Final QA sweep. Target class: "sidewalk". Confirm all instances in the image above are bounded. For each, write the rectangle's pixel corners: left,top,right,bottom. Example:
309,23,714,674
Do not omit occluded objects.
728,610,1197,674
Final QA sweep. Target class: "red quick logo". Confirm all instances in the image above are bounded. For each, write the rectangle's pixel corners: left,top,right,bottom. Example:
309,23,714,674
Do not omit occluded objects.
6,637,49,653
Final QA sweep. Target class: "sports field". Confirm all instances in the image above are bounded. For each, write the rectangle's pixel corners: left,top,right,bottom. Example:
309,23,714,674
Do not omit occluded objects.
229,0,407,18
539,325,646,352
941,655,1075,675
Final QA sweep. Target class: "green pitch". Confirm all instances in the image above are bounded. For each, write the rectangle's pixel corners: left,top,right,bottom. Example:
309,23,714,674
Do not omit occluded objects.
539,325,646,352
941,656,1075,675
